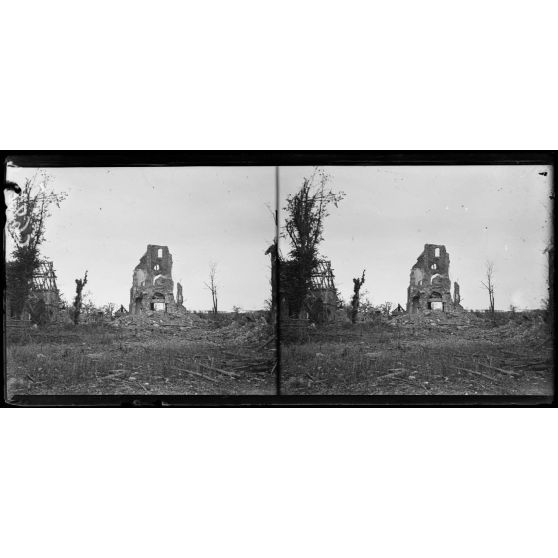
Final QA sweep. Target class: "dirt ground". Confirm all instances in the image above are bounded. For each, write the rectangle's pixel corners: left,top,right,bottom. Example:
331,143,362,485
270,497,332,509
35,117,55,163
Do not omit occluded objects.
5,312,277,398
281,311,554,396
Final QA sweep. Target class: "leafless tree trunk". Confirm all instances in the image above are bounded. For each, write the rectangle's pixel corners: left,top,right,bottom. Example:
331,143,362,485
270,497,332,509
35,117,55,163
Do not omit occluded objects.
73,270,88,325
265,240,278,325
204,263,218,315
383,301,393,317
264,188,279,326
481,261,495,320
350,269,366,324
103,302,116,318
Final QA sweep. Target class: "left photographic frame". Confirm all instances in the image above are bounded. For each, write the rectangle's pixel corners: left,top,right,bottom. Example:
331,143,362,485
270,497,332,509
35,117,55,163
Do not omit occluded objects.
4,156,279,404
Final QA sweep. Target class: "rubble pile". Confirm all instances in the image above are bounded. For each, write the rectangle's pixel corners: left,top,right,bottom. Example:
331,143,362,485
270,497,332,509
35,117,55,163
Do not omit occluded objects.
388,310,549,344
389,310,482,329
482,313,548,343
111,310,197,329
215,318,271,345
108,310,272,346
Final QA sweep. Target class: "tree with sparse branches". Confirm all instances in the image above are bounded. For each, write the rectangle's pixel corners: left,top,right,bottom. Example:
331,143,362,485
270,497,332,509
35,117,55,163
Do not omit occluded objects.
382,301,393,317
264,196,279,326
351,269,366,323
204,262,218,315
481,261,495,319
282,169,344,318
6,172,66,319
73,271,88,325
103,302,116,318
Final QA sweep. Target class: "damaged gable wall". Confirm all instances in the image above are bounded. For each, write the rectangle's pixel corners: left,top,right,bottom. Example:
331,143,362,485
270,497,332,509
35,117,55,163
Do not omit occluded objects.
129,245,185,314
407,244,458,313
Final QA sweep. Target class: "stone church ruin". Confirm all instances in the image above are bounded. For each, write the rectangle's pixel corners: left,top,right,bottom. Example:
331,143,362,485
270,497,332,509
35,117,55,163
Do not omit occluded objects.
129,245,185,314
407,244,462,314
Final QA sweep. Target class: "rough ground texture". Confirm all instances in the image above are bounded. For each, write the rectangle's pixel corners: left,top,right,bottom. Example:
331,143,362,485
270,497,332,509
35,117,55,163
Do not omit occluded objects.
282,311,553,396
6,312,276,397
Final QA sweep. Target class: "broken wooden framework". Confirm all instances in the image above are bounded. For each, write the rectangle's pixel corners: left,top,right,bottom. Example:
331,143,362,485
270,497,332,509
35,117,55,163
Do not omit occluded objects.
310,260,336,291
306,259,338,323
4,259,61,322
32,261,59,292
276,256,339,323
26,260,61,322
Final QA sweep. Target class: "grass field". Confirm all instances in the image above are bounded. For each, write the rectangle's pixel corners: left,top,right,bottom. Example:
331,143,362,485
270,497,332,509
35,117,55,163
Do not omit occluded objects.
5,317,277,398
5,310,553,399
281,312,553,396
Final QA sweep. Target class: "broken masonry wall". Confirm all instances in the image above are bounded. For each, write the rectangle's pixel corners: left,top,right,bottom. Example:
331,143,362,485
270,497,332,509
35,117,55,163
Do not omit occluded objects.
129,244,182,314
407,244,454,314
176,282,184,307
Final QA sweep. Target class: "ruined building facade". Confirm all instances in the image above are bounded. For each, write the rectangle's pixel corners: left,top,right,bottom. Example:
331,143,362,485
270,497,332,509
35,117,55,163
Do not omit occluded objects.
278,258,338,323
7,260,61,322
407,244,461,314
129,245,185,314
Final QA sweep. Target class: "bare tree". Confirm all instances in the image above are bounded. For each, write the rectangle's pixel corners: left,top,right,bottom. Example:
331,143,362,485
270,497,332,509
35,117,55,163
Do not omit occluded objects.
73,271,88,325
382,301,393,317
350,269,366,324
282,168,344,317
204,262,218,315
264,198,279,326
481,261,495,319
102,302,116,318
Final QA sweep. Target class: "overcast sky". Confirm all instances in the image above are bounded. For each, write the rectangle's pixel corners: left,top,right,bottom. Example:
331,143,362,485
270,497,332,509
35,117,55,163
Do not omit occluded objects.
279,166,552,311
6,166,275,311
5,164,552,312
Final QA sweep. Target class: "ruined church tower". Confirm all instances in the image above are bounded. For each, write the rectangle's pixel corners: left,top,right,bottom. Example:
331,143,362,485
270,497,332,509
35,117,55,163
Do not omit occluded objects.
407,244,457,313
129,245,184,314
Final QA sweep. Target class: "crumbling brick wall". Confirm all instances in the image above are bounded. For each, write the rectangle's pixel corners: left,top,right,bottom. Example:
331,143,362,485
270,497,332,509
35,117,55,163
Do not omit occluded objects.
407,244,454,313
129,245,184,314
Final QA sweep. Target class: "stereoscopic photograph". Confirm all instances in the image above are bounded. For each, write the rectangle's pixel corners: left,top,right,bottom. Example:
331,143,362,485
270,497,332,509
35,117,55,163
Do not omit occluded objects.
5,165,278,398
278,165,553,396
3,157,555,403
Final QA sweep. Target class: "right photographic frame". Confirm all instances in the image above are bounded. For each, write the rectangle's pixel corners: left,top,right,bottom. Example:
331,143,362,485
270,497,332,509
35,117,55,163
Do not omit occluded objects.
277,163,554,400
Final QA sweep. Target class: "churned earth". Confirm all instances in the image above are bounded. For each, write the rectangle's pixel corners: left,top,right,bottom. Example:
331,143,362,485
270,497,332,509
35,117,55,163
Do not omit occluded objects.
281,310,553,396
6,311,277,398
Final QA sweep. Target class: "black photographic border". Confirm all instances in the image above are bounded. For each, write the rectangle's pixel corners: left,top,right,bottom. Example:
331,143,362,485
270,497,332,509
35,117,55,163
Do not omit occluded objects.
2,150,555,407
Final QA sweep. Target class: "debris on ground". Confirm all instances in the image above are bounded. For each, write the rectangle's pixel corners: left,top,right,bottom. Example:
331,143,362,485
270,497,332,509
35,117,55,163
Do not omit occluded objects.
6,311,276,397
